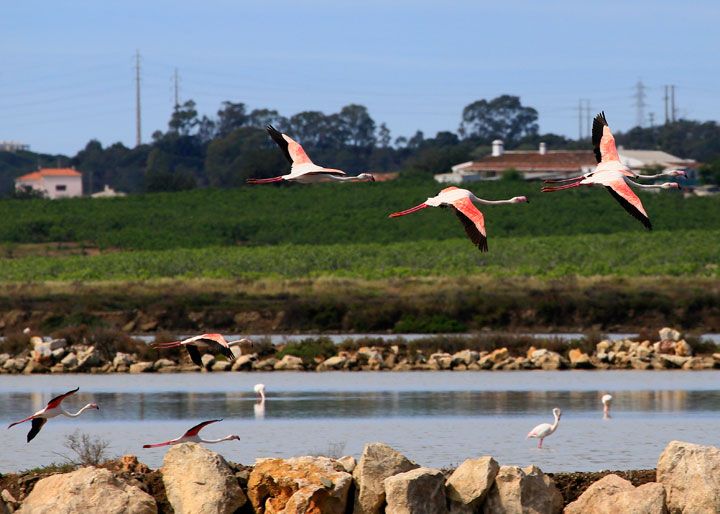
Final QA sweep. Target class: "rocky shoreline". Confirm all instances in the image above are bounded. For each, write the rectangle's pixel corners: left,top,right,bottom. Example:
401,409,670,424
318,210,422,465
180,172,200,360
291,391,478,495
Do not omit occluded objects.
2,327,719,374
1,440,717,513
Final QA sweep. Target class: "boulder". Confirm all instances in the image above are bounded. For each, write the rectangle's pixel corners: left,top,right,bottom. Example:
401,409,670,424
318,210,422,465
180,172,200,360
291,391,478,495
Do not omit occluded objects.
248,456,352,514
211,360,232,371
319,355,347,370
274,354,304,371
353,442,418,514
384,467,448,514
0,354,9,367
17,466,156,514
231,353,257,371
113,352,134,368
253,357,277,371
430,352,454,370
153,358,176,370
568,348,594,369
337,455,356,473
657,440,720,514
452,350,480,366
482,465,562,514
3,357,27,373
76,346,102,371
564,474,667,514
674,340,693,357
530,349,568,370
61,352,78,368
23,360,48,374
129,361,154,373
446,456,499,509
162,443,246,514
659,355,690,368
659,327,682,342
200,354,215,370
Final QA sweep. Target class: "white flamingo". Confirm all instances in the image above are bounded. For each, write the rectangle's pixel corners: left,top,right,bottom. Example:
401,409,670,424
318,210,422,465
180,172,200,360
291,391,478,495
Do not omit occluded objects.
151,334,251,368
602,394,613,418
388,186,528,252
542,112,683,230
527,408,562,448
142,419,239,448
254,383,266,419
247,125,375,184
7,387,99,442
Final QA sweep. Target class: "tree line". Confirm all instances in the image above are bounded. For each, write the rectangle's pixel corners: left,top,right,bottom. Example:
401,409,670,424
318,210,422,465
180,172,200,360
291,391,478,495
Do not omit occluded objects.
1,95,719,196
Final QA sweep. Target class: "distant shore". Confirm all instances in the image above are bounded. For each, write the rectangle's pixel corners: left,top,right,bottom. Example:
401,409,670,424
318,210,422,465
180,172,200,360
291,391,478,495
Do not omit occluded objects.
2,326,718,375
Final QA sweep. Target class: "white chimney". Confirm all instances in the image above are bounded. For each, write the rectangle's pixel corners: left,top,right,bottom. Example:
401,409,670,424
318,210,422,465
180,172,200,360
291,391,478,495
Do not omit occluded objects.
491,139,504,157
539,142,547,155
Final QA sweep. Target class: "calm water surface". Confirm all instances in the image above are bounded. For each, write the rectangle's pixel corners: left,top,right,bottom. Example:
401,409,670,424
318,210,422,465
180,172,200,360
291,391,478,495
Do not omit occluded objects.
2,371,719,472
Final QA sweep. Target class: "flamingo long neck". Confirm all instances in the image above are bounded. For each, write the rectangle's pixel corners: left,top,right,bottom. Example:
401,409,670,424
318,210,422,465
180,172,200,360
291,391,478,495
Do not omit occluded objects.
470,194,517,205
636,170,675,179
625,178,672,189
550,413,560,432
198,435,236,444
61,404,95,418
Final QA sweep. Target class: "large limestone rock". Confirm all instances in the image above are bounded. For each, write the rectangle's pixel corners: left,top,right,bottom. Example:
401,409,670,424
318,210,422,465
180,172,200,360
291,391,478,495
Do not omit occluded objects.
659,327,682,342
657,440,720,514
446,456,500,510
482,465,562,514
18,466,156,514
353,442,418,514
162,443,246,514
274,354,304,370
565,474,667,514
247,456,352,514
384,467,448,514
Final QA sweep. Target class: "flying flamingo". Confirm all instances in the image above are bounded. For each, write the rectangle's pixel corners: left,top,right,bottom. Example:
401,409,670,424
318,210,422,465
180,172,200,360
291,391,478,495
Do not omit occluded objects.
527,408,562,448
388,186,528,251
7,387,99,442
247,125,375,184
142,419,239,448
151,334,251,368
542,112,684,230
602,394,613,418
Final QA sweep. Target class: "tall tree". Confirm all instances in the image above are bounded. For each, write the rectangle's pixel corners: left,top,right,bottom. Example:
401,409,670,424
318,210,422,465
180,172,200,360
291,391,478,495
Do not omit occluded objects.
168,100,199,136
337,104,376,147
377,123,392,148
216,101,247,137
460,95,538,144
247,109,288,131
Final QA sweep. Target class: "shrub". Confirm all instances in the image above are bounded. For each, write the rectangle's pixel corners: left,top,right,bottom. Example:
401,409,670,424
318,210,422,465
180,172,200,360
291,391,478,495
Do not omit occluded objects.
275,337,337,365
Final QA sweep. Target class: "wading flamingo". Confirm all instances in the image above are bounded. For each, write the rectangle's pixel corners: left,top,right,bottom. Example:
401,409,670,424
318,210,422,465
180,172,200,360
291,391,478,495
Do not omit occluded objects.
388,186,528,251
7,387,99,442
247,125,375,184
254,383,266,419
142,419,239,448
602,394,613,418
152,334,251,368
542,112,683,230
527,408,562,448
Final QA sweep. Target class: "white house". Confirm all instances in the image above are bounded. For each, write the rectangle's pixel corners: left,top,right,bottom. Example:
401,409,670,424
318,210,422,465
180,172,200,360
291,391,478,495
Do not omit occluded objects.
15,168,83,199
437,140,699,183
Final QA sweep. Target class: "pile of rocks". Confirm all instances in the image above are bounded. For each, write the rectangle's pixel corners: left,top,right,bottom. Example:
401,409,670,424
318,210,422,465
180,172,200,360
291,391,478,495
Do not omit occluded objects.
6,440,720,513
1,327,718,374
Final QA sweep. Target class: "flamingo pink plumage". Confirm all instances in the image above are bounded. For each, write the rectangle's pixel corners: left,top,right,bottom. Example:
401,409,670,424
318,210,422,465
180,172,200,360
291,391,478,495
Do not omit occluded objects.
142,419,240,448
7,387,99,442
388,186,528,251
527,407,562,448
151,333,251,368
247,125,375,184
542,112,684,230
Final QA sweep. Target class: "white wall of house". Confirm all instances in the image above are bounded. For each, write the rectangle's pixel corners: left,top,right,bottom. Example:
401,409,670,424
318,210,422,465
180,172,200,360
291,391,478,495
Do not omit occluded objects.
15,175,83,199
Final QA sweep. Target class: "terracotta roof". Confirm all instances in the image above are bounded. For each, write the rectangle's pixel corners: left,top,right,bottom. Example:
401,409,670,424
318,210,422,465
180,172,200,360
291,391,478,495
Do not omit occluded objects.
459,151,597,173
16,168,82,181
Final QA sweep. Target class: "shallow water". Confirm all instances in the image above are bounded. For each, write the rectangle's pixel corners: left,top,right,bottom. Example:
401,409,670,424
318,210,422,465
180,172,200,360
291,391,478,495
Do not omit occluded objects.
2,371,719,472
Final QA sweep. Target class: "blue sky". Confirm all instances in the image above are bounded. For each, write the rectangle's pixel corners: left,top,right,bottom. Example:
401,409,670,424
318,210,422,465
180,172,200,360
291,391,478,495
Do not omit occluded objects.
1,1,718,155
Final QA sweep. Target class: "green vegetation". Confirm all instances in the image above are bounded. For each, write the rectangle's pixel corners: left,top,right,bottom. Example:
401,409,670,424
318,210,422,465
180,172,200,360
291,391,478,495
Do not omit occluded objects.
0,178,716,251
0,230,716,282
275,338,338,365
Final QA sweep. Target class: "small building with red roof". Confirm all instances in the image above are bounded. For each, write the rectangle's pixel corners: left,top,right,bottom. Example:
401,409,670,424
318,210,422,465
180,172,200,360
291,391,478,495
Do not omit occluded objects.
15,168,83,199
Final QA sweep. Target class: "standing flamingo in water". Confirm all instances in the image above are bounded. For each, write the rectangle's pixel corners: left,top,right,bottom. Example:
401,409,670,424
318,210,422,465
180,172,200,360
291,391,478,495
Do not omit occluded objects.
527,408,562,448
602,394,613,418
388,186,528,251
542,112,684,229
142,419,239,448
152,334,251,368
254,383,266,419
7,387,99,442
247,125,375,184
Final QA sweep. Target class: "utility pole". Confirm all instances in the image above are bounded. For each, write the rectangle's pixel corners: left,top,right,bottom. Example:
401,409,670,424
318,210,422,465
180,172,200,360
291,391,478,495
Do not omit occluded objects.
670,85,677,122
173,68,180,109
584,99,592,139
634,80,646,128
135,50,142,146
663,85,669,124
577,99,583,139
648,112,655,128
